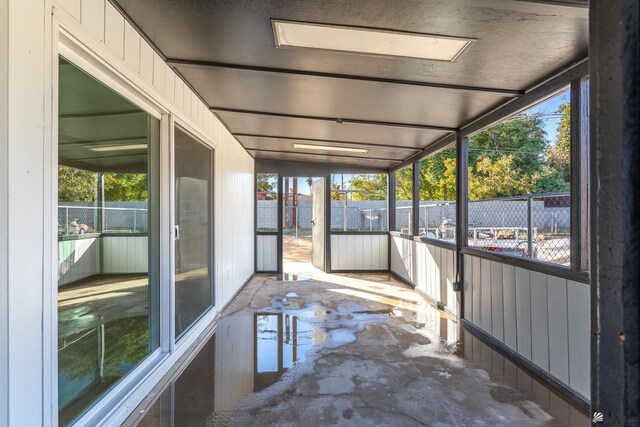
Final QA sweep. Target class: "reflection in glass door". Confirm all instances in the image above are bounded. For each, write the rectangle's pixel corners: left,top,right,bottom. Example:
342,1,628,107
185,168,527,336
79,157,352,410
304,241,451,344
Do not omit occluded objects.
174,126,213,338
57,57,160,426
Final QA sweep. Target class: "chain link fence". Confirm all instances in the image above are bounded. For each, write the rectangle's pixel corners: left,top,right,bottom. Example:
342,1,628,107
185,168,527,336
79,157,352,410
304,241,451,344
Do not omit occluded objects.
418,193,570,266
58,205,148,237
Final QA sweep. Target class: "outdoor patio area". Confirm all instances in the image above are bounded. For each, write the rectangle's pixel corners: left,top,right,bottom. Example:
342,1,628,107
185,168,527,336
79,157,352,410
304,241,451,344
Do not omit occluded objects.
128,271,589,426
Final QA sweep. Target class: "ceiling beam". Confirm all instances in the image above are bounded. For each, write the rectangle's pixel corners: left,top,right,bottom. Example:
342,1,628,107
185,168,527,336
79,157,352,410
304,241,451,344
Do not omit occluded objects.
247,148,401,162
212,107,457,132
234,134,422,152
167,58,525,97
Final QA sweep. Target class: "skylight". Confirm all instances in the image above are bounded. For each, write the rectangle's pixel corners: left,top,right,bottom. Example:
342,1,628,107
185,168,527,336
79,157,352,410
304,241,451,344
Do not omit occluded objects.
272,20,473,62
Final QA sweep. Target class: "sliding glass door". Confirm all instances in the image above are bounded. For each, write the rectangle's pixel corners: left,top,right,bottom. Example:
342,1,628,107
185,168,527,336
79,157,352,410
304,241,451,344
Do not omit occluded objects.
174,126,214,338
57,57,160,426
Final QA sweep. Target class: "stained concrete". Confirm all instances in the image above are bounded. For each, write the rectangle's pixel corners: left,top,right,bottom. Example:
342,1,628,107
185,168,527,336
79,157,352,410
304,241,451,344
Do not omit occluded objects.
132,271,589,427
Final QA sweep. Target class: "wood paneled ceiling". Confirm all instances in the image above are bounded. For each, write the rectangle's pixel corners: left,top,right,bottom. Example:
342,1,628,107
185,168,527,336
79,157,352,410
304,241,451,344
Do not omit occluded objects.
113,0,588,169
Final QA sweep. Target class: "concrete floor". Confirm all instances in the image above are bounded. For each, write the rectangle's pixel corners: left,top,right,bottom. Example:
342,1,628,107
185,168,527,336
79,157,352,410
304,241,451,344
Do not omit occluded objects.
283,235,312,264
132,271,589,426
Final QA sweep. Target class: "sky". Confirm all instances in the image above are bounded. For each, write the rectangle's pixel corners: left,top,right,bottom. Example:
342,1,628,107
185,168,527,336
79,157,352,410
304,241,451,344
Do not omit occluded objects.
285,89,570,196
527,89,570,144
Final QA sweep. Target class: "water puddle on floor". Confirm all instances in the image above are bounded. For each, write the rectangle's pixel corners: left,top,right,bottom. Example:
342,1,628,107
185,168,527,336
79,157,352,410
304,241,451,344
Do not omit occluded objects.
272,273,311,282
133,297,396,426
132,288,590,427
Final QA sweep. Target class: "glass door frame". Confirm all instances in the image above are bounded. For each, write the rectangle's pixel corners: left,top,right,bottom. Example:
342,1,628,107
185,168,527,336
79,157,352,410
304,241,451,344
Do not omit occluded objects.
53,30,171,427
170,121,215,344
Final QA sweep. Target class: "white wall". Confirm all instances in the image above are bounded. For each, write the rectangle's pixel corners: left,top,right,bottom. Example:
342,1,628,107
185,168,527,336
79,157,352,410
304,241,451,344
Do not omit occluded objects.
462,253,590,400
3,1,48,426
214,123,255,307
390,235,458,316
256,235,277,272
1,0,255,425
58,237,100,285
331,234,389,271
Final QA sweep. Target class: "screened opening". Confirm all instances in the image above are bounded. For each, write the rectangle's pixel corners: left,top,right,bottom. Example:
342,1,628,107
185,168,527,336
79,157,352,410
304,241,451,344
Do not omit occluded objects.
418,146,457,241
330,173,388,232
257,173,278,232
466,89,572,266
394,166,414,234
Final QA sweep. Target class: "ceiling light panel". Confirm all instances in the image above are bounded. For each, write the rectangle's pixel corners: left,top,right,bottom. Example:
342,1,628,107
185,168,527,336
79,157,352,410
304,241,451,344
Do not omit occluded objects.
273,20,473,62
90,144,148,152
293,143,369,154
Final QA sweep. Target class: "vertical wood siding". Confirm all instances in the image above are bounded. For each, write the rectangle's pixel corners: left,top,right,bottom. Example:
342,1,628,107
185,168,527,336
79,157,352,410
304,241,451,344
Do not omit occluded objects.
462,253,590,400
256,235,277,272
330,234,388,271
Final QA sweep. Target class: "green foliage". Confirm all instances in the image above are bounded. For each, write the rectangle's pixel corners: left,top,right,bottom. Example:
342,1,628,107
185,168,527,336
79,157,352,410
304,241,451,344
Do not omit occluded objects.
104,173,148,201
349,174,388,201
468,155,539,200
395,167,413,200
58,166,97,202
349,105,572,201
545,102,571,183
257,173,277,200
418,148,456,200
469,113,547,176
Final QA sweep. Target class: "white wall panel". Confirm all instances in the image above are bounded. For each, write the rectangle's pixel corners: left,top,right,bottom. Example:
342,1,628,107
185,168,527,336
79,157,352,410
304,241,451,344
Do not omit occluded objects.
390,236,457,317
331,234,388,271
4,1,48,424
463,256,472,320
57,0,80,21
257,235,277,272
104,2,124,58
530,271,549,370
480,258,492,333
567,280,590,398
472,256,482,326
515,266,532,359
152,53,165,94
102,236,148,274
80,0,104,43
462,254,590,400
139,41,153,85
502,265,517,350
58,238,100,286
123,21,140,72
490,261,504,342
547,275,569,384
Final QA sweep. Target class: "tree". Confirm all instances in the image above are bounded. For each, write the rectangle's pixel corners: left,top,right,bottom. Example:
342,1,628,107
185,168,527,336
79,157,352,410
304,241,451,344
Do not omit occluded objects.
468,155,539,200
104,173,148,201
257,173,277,200
58,165,97,202
418,148,456,200
395,167,413,200
469,113,548,177
349,174,387,201
543,101,571,190
345,108,568,200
